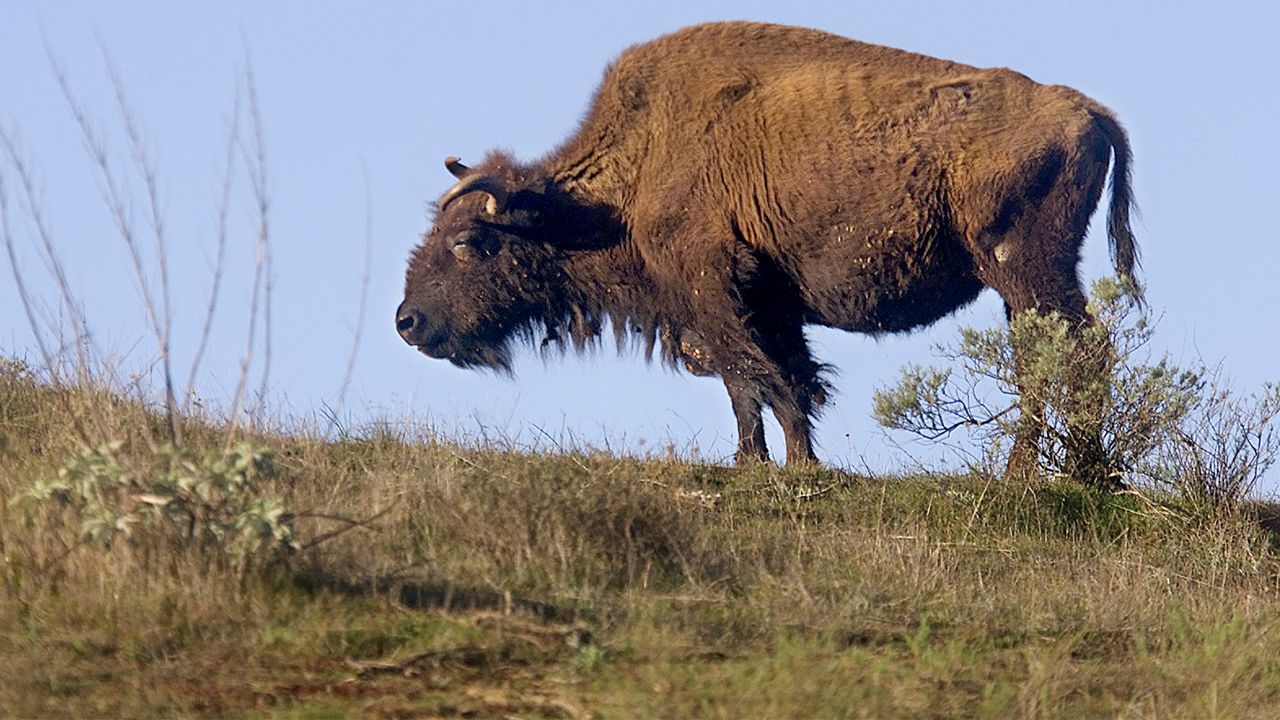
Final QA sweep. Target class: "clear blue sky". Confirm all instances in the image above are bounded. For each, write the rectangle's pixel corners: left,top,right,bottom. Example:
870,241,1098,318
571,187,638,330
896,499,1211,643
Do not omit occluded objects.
3,2,1278,481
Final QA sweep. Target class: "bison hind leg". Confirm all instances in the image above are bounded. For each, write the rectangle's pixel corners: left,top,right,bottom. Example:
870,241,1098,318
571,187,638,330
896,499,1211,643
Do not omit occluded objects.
990,266,1117,489
971,138,1119,487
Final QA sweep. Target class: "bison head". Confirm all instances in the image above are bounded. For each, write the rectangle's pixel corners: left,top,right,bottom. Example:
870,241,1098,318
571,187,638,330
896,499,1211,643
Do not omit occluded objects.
397,155,561,371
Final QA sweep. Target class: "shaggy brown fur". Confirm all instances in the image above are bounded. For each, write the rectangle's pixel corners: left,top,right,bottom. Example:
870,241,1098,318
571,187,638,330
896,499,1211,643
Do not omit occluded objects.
398,21,1138,480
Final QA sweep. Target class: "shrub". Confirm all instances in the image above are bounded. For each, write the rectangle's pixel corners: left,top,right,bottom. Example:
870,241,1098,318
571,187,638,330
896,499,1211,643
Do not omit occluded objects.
20,440,296,575
874,278,1279,507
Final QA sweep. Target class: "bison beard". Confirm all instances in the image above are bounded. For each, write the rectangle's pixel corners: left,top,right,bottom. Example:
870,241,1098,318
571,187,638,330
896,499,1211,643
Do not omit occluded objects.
398,21,1139,487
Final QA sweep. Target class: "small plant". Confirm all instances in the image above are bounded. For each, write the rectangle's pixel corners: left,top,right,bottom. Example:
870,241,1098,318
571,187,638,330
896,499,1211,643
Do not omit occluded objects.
22,441,297,569
875,278,1279,506
1147,381,1280,511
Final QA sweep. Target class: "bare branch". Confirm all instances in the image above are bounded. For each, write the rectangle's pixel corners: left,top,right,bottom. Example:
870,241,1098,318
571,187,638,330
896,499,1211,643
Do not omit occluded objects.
0,126,94,384
226,61,272,440
246,63,273,416
99,42,181,444
43,42,153,388
334,164,374,413
1,127,100,445
0,146,56,372
187,89,242,407
293,500,398,552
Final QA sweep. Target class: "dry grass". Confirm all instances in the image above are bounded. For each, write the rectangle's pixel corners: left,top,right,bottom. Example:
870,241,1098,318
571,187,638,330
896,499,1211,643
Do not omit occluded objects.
3,360,1280,718
11,45,1277,719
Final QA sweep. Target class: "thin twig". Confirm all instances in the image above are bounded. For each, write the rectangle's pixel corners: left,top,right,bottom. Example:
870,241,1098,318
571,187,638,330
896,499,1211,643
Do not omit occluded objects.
0,153,57,373
246,62,273,417
531,423,592,474
187,89,242,407
334,164,374,412
45,42,170,451
227,61,272,441
44,44,150,388
294,501,398,552
0,126,101,446
100,42,181,445
0,127,93,382
794,483,838,501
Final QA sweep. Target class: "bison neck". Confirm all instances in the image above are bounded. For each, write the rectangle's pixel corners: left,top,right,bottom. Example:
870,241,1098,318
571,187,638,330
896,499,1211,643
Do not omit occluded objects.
551,238,682,363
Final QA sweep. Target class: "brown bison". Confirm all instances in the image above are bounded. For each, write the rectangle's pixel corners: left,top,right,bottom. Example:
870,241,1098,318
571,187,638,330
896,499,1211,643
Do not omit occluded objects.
398,21,1138,483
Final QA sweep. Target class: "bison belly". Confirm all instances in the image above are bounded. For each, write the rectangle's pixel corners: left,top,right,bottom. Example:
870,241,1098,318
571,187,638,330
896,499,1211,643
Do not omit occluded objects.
798,223,984,335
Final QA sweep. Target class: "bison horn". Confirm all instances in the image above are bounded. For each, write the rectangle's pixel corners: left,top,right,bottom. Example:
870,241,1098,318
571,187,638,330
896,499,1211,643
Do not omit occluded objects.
439,157,508,215
445,156,471,179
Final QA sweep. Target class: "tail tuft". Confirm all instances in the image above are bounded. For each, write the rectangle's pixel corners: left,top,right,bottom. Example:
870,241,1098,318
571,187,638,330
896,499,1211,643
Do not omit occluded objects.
1091,107,1142,303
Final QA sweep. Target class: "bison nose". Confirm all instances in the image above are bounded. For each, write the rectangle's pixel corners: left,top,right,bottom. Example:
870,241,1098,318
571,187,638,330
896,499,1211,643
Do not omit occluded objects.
396,304,427,345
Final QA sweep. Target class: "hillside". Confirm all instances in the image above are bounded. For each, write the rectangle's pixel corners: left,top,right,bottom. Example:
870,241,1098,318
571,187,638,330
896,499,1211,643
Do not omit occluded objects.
3,358,1280,718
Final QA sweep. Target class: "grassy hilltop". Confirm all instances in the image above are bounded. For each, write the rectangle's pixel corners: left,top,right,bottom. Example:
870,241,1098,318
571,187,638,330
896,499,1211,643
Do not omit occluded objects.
3,359,1280,719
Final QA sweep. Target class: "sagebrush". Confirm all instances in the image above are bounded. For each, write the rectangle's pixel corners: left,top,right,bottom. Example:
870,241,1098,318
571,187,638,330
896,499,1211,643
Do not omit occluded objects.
875,277,1280,506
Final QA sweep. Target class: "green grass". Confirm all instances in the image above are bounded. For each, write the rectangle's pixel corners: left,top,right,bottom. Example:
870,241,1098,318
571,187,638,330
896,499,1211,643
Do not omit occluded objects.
3,359,1280,718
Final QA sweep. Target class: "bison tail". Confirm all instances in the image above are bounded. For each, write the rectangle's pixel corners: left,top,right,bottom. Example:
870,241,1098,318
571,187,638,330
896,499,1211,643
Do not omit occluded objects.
1090,106,1142,303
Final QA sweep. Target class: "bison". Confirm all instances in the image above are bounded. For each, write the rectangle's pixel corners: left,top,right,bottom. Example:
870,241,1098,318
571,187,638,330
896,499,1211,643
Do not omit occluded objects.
398,21,1138,484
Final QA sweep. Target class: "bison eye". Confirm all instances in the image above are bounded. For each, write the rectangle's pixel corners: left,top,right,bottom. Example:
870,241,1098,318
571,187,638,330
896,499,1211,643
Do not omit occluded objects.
450,239,474,262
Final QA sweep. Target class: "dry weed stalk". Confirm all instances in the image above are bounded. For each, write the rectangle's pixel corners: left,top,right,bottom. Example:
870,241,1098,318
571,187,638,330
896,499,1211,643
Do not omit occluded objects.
47,45,178,446
334,164,374,413
227,62,273,441
0,127,103,447
5,45,279,447
186,88,242,412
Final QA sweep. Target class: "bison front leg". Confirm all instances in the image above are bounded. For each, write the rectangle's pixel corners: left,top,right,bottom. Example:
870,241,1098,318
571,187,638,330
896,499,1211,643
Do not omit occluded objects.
778,407,818,465
725,378,768,463
717,336,822,467
756,324,825,466
690,328,820,466
679,331,771,462
676,231,824,466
